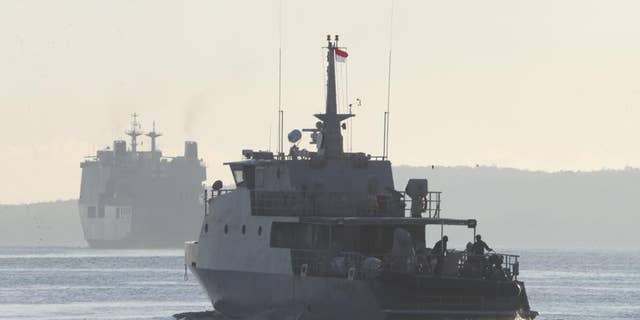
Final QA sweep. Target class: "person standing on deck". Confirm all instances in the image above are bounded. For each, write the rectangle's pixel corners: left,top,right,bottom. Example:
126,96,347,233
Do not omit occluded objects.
472,234,494,255
431,235,448,275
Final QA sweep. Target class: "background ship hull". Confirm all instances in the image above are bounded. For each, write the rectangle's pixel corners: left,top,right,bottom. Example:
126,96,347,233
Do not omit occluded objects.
86,232,199,249
80,202,205,249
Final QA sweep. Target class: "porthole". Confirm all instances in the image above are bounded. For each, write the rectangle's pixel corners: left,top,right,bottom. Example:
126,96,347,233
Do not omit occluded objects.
224,225,228,234
258,226,263,236
242,225,246,235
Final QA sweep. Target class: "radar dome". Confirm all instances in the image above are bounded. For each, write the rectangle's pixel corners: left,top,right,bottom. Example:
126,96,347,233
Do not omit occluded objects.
288,129,302,143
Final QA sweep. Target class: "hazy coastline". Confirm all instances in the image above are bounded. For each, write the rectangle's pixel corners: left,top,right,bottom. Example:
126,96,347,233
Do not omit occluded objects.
2,165,638,250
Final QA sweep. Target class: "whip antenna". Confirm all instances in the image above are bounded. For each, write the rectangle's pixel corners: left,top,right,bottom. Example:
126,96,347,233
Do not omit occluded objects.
383,0,394,159
277,0,284,158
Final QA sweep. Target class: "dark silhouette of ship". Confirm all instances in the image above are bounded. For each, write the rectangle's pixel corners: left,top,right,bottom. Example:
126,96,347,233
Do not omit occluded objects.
185,36,537,319
79,114,206,248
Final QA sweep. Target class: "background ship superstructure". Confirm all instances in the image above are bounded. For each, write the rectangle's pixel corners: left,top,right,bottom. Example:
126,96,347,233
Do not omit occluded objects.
79,114,206,248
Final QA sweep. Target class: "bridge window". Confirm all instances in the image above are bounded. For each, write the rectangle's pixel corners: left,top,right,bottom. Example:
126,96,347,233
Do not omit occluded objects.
231,165,255,188
232,169,244,186
271,223,422,256
270,222,329,249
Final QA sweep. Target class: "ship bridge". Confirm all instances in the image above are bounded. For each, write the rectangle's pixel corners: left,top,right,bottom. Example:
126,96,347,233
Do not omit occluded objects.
215,36,443,220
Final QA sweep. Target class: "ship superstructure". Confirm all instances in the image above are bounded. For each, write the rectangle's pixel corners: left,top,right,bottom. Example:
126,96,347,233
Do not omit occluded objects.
185,37,537,319
79,114,206,248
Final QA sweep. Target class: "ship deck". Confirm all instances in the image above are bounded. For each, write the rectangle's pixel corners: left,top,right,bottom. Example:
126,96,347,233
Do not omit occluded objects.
299,216,477,228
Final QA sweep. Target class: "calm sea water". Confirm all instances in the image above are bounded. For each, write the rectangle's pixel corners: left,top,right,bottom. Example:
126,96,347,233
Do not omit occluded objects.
0,247,638,320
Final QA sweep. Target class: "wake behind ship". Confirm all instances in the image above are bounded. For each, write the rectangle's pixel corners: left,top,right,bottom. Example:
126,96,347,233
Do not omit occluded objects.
79,115,206,248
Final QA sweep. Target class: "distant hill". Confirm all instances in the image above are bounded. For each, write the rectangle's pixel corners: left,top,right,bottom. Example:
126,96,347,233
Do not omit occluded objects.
0,167,637,249
0,200,85,247
394,166,639,250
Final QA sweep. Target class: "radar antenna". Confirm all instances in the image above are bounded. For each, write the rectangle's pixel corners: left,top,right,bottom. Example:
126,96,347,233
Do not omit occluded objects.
125,113,143,153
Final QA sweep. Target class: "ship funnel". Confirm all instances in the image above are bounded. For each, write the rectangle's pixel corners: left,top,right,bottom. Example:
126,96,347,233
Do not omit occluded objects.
185,141,198,159
114,140,127,157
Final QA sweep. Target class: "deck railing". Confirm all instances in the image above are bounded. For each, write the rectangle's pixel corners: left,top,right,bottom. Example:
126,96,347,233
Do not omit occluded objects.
204,189,235,215
248,190,442,218
211,189,235,198
457,252,520,280
277,153,388,161
205,188,442,219
250,191,406,217
289,249,520,282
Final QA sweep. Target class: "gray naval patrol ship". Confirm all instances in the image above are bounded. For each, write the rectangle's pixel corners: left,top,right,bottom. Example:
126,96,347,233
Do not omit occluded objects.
79,114,206,248
185,36,538,319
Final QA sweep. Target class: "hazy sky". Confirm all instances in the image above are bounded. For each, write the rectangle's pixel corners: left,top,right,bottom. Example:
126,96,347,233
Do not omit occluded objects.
2,0,640,203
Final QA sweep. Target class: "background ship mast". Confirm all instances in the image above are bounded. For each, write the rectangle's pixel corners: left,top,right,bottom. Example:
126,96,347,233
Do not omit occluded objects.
146,121,162,154
125,113,143,153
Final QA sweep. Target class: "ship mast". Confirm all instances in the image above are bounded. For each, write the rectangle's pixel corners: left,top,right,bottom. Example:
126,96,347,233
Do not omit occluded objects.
125,113,143,153
146,121,162,154
314,35,353,158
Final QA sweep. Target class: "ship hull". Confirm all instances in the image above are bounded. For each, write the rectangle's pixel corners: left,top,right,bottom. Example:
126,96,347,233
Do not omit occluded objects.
190,267,383,320
189,266,536,320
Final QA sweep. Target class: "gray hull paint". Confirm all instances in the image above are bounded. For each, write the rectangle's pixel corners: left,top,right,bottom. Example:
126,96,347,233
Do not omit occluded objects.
191,267,530,320
191,267,383,320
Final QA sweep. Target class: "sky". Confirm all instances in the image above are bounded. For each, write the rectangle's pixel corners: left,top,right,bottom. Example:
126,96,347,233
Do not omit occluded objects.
2,0,640,203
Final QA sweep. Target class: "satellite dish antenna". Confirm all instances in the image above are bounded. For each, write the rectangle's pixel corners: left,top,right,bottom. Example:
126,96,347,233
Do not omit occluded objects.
287,129,302,143
212,180,223,196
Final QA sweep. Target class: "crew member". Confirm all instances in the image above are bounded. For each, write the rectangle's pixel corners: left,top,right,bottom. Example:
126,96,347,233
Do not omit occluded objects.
431,235,448,275
472,234,493,255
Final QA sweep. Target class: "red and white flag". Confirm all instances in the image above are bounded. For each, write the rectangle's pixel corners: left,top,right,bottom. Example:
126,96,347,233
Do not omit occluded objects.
335,48,348,62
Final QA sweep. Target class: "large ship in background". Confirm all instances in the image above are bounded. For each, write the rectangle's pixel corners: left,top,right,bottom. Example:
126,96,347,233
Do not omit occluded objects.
79,114,206,248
